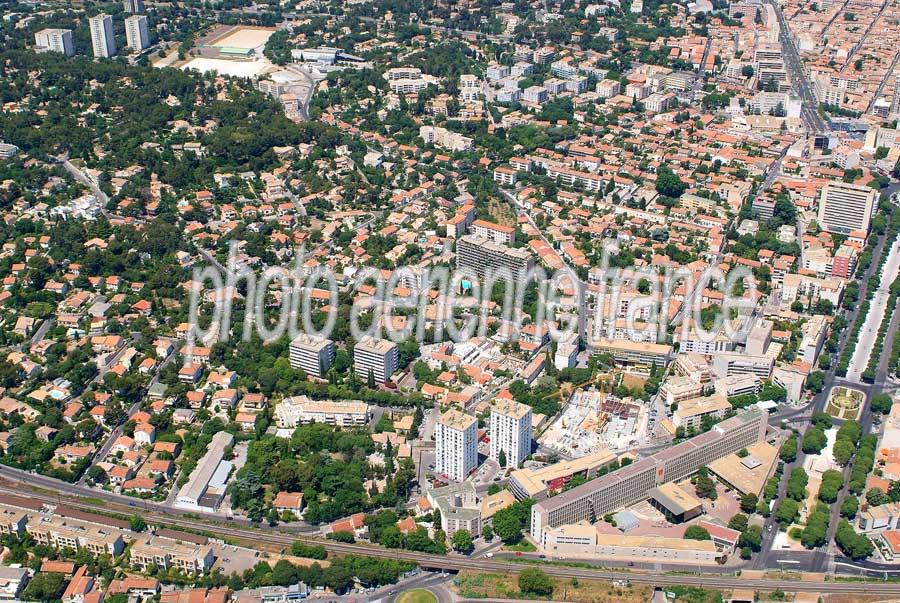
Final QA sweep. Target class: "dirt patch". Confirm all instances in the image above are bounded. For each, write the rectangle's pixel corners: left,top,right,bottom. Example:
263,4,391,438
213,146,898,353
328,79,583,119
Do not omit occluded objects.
487,198,517,228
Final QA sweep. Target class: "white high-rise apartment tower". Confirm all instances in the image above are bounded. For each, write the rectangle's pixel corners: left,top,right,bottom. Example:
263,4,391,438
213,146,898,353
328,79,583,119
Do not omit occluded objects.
125,15,150,51
89,14,117,58
489,399,532,468
353,337,399,384
124,0,145,14
289,334,335,378
435,409,478,482
34,29,75,56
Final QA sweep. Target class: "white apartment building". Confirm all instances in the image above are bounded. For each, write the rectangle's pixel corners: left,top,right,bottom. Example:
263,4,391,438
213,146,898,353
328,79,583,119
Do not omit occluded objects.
34,28,75,56
459,74,482,102
274,396,370,428
523,85,549,104
289,334,335,378
353,337,399,383
817,181,878,234
419,126,474,152
490,399,532,468
471,219,514,246
125,14,150,51
435,409,478,482
672,393,732,430
89,14,117,58
596,79,621,98
124,0,145,13
456,234,534,280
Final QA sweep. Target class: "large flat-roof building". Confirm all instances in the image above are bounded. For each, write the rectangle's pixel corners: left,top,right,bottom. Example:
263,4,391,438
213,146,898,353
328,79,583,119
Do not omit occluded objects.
435,409,478,482
131,535,214,573
274,396,369,428
591,338,672,368
540,523,721,564
817,181,878,235
530,408,767,539
175,431,233,511
289,334,335,378
648,482,704,522
353,337,399,384
509,449,618,500
471,219,515,246
489,399,532,469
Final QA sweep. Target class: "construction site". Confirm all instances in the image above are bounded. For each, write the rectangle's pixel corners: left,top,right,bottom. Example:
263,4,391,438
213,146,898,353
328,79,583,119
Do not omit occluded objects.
538,386,649,457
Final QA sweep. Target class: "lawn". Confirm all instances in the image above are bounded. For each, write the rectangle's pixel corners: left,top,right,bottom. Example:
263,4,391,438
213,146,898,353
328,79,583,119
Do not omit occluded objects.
396,588,438,603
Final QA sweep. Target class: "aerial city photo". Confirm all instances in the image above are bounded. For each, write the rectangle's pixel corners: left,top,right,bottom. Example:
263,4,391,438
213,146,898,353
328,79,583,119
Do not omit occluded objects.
8,0,900,602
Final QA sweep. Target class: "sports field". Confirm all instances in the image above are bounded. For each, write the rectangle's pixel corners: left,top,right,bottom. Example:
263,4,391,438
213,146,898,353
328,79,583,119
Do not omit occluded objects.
210,27,276,51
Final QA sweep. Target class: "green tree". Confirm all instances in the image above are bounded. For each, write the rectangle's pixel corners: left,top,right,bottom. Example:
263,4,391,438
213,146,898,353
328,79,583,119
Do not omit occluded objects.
786,468,809,501
684,525,711,540
832,438,855,466
482,524,493,541
867,487,889,506
775,498,800,526
129,515,147,532
451,529,474,554
835,520,874,560
694,467,717,500
871,393,893,414
728,514,749,532
802,427,827,454
841,495,859,519
801,503,829,548
518,568,553,597
779,435,797,463
818,469,843,503
739,525,763,551
498,449,507,468
22,572,66,601
740,492,759,514
655,165,687,198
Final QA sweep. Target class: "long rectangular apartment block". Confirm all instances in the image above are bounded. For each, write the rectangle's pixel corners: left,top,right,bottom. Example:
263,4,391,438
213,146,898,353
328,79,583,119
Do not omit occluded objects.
530,407,767,538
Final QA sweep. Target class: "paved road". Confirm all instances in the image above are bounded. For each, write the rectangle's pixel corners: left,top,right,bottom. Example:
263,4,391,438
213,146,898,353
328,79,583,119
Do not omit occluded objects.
847,235,900,381
756,223,896,571
767,0,829,133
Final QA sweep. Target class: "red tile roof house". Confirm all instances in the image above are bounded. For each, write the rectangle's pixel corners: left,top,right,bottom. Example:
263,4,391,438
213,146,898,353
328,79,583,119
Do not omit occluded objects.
273,491,304,515
326,512,367,538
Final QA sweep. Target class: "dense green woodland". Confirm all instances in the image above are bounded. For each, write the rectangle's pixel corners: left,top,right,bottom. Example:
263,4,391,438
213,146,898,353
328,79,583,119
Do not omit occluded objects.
0,49,343,183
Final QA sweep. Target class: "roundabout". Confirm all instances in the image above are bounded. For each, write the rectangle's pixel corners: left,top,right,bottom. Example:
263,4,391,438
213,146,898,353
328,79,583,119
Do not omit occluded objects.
395,588,439,603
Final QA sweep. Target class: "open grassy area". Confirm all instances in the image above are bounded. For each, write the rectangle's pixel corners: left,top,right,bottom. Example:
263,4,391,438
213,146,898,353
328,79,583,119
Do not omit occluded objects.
396,588,438,603
452,570,654,602
504,540,538,552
